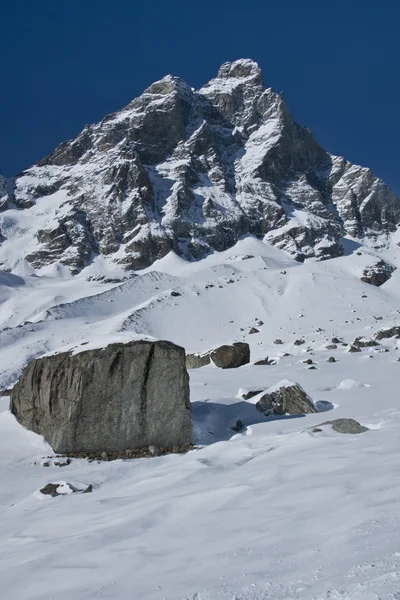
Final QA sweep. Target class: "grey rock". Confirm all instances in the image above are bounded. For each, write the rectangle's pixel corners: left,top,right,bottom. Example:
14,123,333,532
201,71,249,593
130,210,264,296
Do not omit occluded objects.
294,339,305,346
353,337,379,348
348,345,362,353
10,340,191,454
241,389,264,400
326,344,337,350
254,358,274,365
274,339,284,345
328,357,336,363
210,343,250,369
375,326,400,340
361,260,396,286
256,381,317,415
40,482,93,496
186,353,211,369
40,483,62,497
1,60,400,273
248,327,260,334
231,419,243,432
319,418,368,434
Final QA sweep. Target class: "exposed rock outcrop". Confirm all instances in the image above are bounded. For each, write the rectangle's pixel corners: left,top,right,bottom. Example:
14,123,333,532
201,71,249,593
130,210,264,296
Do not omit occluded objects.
210,343,250,369
361,260,396,286
375,326,400,340
10,340,191,454
1,59,399,273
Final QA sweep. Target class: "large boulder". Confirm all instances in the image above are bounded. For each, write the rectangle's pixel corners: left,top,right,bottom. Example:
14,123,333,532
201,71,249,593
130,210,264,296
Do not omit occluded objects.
186,343,250,369
256,380,317,415
10,340,191,454
210,343,250,369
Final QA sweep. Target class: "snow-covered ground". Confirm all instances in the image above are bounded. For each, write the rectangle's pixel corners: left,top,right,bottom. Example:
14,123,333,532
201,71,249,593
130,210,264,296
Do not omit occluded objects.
1,236,400,599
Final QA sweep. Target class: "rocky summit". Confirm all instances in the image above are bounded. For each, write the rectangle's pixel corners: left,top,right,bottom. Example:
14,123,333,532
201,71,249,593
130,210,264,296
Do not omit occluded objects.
1,58,399,273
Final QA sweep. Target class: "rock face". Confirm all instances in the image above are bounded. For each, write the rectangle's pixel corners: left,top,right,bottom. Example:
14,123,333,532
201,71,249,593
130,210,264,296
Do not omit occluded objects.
256,380,317,415
1,59,400,272
10,340,191,454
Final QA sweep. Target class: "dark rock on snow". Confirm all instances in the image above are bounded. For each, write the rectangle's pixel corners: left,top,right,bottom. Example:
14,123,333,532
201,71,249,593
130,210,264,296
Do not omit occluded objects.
361,260,396,286
11,340,191,454
210,343,250,369
186,342,250,369
256,381,317,416
319,418,368,434
375,326,400,340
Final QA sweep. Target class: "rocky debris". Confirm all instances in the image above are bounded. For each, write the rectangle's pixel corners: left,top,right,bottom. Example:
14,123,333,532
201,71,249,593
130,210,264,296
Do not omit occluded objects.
40,482,92,496
254,357,276,365
170,290,181,297
231,419,243,432
0,388,12,397
186,352,211,369
53,459,71,467
361,260,396,286
328,357,336,363
294,339,306,346
62,445,191,461
11,340,191,454
375,326,400,340
348,345,362,353
331,337,342,344
274,339,284,345
1,60,400,273
255,381,317,416
303,359,313,365
318,418,368,434
241,390,264,400
353,337,379,348
210,343,250,369
248,327,260,334
326,344,337,350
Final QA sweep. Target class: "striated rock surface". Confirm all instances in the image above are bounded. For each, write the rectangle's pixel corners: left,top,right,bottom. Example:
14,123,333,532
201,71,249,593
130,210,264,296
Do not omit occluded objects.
256,380,317,415
1,59,400,272
10,340,191,454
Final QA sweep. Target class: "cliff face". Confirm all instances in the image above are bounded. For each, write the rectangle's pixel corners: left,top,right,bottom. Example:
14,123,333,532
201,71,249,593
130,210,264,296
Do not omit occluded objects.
1,59,399,272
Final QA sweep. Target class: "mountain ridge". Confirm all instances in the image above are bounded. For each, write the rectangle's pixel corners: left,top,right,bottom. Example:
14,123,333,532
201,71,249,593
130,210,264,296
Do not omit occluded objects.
1,58,399,273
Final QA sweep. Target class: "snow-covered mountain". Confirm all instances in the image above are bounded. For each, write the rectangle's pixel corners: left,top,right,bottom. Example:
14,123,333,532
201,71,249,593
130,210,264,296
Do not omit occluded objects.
1,58,399,273
2,59,400,600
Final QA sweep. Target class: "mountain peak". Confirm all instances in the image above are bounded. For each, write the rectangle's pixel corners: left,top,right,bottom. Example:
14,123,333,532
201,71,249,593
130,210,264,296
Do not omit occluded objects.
0,61,399,274
216,59,263,82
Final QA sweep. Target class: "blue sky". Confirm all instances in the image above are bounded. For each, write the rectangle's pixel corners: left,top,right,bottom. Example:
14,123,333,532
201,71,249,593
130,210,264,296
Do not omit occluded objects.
2,0,400,193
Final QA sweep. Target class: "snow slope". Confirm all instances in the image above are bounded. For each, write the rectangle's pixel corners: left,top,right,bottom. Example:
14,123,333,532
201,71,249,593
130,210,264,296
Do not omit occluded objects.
1,236,400,599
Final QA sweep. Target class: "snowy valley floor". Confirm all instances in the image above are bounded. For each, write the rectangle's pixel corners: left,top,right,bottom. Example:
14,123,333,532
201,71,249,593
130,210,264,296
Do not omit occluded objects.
1,237,400,599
